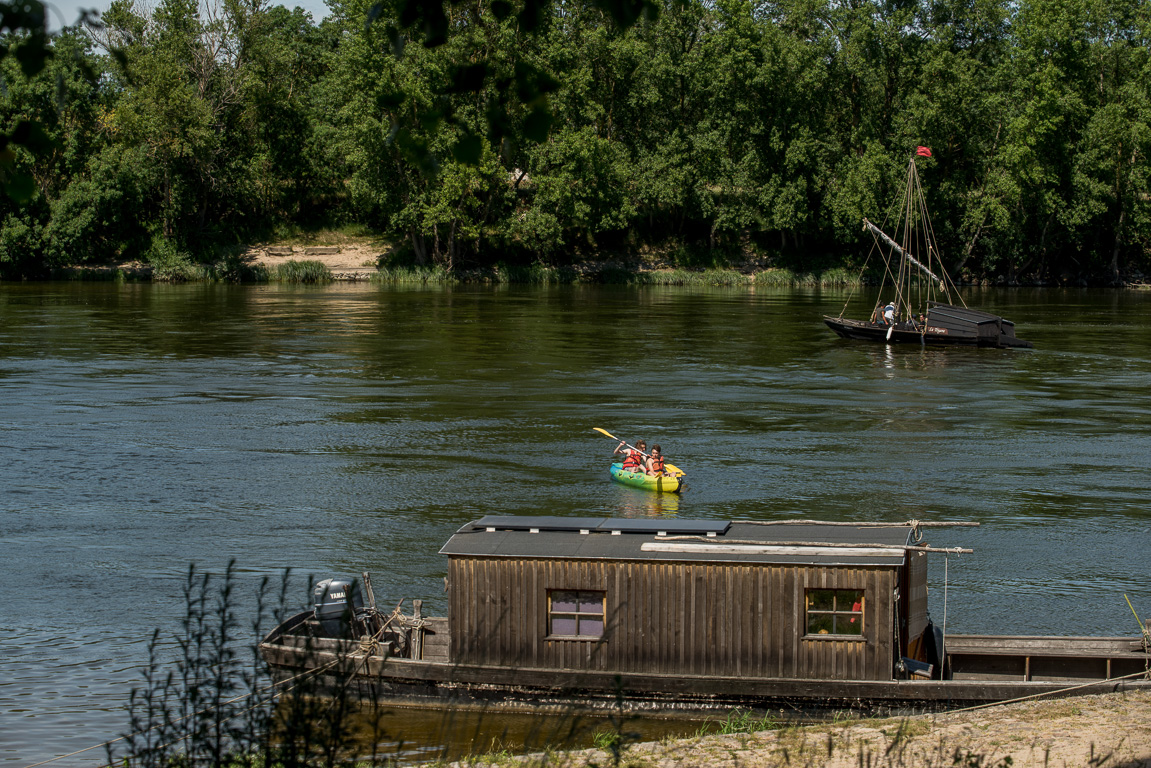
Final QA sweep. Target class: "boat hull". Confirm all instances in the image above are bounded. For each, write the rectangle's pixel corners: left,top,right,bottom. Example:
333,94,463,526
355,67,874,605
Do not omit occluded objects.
824,304,1032,349
259,623,1150,716
609,462,683,493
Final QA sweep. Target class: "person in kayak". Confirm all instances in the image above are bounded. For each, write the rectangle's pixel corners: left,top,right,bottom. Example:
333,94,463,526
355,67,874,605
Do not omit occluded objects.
615,440,647,471
646,444,669,476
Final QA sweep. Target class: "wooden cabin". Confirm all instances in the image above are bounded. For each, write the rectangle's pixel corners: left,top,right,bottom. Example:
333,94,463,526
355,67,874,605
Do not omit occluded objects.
440,516,931,681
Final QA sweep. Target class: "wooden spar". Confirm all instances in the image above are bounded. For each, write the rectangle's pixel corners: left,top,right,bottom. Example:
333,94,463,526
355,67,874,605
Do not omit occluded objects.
411,599,424,661
863,218,943,287
651,535,972,554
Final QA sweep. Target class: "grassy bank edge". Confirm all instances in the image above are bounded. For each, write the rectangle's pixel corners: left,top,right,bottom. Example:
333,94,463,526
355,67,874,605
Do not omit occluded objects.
46,261,863,287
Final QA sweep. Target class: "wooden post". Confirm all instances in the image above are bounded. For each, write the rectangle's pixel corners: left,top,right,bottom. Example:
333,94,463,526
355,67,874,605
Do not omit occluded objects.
412,599,424,660
362,572,378,611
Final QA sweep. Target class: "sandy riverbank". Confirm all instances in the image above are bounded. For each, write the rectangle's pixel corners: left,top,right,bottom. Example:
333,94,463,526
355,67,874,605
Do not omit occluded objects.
464,689,1151,768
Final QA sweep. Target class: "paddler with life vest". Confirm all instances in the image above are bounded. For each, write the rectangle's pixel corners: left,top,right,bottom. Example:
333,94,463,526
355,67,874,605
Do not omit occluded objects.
614,440,647,472
646,444,671,477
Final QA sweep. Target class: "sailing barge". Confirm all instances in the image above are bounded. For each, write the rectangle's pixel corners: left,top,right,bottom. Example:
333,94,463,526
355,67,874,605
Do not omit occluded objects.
259,516,1149,713
824,152,1032,349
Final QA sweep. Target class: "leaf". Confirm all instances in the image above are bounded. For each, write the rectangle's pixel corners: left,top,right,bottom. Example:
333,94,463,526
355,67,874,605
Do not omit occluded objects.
447,63,487,94
3,170,36,203
514,62,559,104
377,91,405,111
11,120,55,155
523,105,552,143
518,0,546,32
452,132,483,165
591,0,657,29
490,0,513,20
14,35,53,78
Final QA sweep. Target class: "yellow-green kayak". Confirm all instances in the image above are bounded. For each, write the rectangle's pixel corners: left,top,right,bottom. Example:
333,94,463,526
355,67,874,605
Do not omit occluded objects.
609,462,685,493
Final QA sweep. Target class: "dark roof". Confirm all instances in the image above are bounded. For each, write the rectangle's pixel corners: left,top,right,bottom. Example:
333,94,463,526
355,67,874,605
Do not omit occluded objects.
440,516,914,567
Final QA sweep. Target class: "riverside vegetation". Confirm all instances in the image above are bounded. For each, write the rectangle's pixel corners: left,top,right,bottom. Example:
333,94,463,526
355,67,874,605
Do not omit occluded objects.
103,567,1151,768
0,0,1149,284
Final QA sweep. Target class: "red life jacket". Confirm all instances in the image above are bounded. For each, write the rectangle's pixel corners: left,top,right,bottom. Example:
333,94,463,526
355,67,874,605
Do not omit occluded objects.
649,455,665,473
621,450,643,470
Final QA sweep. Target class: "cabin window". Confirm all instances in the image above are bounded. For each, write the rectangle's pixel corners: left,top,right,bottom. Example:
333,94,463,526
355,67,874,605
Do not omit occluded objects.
805,589,864,637
547,590,605,639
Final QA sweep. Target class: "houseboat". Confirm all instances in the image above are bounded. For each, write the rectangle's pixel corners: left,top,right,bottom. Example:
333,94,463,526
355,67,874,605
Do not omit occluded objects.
259,516,1149,714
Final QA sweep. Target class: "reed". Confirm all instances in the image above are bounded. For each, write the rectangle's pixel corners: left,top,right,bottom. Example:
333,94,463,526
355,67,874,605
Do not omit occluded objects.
107,564,380,768
753,268,798,286
370,264,455,283
600,268,752,286
273,260,333,284
485,262,580,285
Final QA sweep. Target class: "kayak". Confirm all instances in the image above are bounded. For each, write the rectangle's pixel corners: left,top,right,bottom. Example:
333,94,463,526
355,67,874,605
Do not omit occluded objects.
609,462,685,494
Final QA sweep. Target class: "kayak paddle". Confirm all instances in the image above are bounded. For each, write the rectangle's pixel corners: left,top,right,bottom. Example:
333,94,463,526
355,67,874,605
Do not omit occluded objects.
592,427,649,457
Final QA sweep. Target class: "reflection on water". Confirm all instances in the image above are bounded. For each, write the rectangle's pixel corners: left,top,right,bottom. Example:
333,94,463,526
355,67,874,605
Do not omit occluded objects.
611,485,682,517
2,283,1151,767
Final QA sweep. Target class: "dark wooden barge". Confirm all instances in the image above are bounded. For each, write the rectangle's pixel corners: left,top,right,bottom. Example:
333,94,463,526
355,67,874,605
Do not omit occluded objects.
824,302,1033,349
259,517,1149,714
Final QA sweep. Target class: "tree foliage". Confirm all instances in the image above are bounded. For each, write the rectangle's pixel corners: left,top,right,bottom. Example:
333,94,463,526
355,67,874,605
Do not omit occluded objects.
0,0,1148,280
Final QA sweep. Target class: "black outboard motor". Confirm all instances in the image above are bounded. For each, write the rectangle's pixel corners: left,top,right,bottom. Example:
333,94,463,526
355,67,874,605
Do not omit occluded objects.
313,578,365,637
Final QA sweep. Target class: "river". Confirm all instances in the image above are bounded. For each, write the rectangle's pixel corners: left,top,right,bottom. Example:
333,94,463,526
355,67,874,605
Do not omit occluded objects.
1,282,1149,766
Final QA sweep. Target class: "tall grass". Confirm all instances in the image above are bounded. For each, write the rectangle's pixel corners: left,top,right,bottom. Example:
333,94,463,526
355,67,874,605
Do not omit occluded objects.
106,564,381,768
754,268,863,287
273,260,333,284
599,268,752,286
485,262,580,284
371,264,455,284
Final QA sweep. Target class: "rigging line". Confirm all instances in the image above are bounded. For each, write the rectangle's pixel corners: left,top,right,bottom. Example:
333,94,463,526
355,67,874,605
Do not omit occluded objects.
838,237,881,318
913,159,967,309
19,658,342,768
943,669,1150,714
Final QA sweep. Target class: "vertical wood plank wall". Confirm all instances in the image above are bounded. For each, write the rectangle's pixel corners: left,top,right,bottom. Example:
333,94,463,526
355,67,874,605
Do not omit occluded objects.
449,556,899,681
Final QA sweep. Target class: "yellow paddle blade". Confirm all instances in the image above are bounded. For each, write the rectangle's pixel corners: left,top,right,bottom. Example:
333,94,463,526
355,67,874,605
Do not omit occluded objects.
592,427,618,440
666,463,685,477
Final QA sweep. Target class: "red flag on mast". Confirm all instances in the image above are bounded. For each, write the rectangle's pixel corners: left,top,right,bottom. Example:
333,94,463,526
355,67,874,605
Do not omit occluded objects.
916,146,933,157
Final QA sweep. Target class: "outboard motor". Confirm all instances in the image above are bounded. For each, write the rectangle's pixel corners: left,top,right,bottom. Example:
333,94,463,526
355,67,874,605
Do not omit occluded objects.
313,578,365,638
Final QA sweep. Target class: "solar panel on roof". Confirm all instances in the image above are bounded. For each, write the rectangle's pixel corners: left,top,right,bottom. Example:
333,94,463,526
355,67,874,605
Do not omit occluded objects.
466,516,732,536
469,516,608,532
598,519,731,535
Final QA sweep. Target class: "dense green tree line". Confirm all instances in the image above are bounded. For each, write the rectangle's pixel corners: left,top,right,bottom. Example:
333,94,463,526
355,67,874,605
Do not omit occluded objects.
0,0,1148,280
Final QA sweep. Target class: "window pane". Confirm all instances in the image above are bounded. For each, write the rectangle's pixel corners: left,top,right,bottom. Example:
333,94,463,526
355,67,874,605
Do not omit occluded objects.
579,617,604,637
551,617,577,635
806,589,865,637
836,615,863,635
808,590,834,611
577,594,603,613
808,614,834,635
551,592,578,613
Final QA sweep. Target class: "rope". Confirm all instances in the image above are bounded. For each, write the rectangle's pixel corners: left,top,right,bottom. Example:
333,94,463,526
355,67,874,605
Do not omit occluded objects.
943,669,1151,714
19,657,342,768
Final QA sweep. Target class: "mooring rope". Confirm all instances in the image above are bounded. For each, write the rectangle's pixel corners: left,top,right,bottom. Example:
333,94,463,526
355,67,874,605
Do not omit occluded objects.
944,668,1151,714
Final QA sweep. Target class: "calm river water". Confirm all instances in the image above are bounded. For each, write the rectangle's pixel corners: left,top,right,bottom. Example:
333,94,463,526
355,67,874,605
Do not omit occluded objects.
2,282,1150,767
